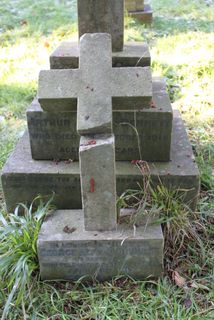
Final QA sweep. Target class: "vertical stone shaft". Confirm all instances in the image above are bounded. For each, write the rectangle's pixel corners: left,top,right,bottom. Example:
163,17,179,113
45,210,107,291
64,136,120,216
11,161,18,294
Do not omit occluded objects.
77,0,124,52
79,135,117,231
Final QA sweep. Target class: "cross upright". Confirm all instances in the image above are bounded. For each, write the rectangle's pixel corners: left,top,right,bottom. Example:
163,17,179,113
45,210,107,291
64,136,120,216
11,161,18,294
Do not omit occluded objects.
38,33,152,135
77,0,124,52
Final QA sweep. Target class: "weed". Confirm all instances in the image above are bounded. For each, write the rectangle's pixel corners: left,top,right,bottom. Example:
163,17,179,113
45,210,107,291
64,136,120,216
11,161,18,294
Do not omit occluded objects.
0,196,54,320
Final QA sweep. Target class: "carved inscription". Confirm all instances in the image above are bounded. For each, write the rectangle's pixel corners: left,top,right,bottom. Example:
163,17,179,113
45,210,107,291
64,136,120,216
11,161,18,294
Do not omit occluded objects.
28,110,171,160
31,133,79,140
7,175,80,191
30,118,72,128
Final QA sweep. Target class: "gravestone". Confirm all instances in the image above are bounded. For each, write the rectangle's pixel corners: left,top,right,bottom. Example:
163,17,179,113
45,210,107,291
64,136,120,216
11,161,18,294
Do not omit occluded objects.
1,0,200,281
125,0,153,24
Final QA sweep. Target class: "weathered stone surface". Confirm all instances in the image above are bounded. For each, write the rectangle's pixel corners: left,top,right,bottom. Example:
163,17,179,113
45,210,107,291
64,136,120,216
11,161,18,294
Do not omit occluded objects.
128,4,153,24
1,110,200,212
77,33,112,134
38,35,152,132
38,209,164,280
30,78,171,161
125,0,144,12
78,0,124,52
50,41,151,69
79,135,117,231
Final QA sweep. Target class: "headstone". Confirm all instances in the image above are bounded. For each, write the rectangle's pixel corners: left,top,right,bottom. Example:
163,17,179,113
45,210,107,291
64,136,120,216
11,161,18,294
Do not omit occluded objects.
78,0,124,52
0,0,200,282
126,1,153,25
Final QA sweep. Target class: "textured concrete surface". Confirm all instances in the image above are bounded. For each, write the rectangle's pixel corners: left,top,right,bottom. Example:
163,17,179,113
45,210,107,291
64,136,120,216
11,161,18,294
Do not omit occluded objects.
78,0,124,52
28,78,172,161
50,42,151,69
79,135,117,231
125,0,144,11
1,110,200,212
38,34,152,123
37,209,164,280
128,4,153,24
77,33,113,134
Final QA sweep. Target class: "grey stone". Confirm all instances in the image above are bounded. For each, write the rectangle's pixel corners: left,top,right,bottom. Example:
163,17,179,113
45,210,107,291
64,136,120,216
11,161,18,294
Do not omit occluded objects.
79,135,117,231
128,4,153,24
1,110,200,212
28,78,172,161
38,34,152,135
50,41,151,69
77,0,124,52
125,0,144,11
37,209,164,280
77,33,113,134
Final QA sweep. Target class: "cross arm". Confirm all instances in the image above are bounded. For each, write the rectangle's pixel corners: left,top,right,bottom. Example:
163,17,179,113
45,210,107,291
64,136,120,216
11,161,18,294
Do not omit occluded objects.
111,66,152,110
38,69,80,111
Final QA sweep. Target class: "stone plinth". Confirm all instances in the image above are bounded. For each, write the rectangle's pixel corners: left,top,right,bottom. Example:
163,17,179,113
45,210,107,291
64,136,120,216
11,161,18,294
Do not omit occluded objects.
50,42,151,69
1,111,200,213
28,78,172,161
78,0,124,52
79,135,117,231
37,209,164,281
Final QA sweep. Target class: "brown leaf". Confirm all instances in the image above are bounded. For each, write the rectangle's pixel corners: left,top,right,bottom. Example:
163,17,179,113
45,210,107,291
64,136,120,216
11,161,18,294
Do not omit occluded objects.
63,226,76,234
172,270,186,287
44,41,50,48
149,100,156,108
183,298,192,309
20,20,28,26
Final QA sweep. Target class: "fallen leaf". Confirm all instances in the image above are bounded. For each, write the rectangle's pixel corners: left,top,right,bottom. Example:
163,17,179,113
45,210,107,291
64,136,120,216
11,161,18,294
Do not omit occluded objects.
20,20,28,26
63,226,76,234
44,41,50,48
149,100,156,108
172,270,186,287
183,298,192,309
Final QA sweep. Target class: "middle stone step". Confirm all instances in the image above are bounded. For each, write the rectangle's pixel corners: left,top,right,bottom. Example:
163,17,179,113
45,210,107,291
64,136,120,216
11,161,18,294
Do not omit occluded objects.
28,78,172,162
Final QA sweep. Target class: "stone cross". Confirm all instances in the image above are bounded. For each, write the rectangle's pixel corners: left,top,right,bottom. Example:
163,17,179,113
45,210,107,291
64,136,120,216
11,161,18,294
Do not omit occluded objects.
38,33,152,135
77,0,124,52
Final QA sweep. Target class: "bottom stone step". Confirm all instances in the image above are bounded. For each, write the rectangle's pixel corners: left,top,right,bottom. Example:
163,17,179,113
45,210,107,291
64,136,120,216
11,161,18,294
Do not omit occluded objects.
1,111,200,212
38,209,164,281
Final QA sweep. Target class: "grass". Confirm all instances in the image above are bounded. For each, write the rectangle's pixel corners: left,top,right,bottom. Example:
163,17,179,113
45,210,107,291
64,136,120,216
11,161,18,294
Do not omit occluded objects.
0,0,214,319
0,197,54,319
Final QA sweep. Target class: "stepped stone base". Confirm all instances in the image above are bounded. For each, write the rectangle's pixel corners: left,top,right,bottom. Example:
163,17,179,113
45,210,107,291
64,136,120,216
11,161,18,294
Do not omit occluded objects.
27,78,172,161
1,110,200,212
38,209,164,281
50,42,150,69
128,4,153,24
